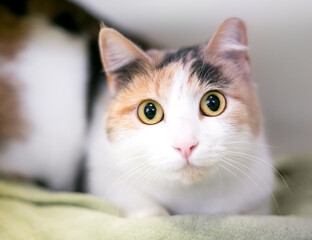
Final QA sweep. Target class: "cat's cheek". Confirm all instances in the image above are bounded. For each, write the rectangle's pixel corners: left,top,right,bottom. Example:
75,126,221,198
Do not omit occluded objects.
105,113,141,141
225,84,262,137
216,98,251,135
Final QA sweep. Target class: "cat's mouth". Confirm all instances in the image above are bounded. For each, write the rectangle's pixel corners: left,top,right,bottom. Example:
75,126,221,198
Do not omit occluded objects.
176,164,208,184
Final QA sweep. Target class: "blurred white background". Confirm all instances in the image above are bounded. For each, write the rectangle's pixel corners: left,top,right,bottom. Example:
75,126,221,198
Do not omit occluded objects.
72,0,312,156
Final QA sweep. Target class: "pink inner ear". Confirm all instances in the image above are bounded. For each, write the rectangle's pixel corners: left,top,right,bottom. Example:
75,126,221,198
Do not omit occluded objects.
103,42,135,72
99,28,152,94
99,28,151,73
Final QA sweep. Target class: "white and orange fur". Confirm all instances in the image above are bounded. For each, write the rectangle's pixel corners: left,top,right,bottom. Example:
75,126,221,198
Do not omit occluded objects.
87,18,274,217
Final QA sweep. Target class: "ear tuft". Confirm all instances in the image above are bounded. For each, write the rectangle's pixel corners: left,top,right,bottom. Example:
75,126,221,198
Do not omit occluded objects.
100,22,107,29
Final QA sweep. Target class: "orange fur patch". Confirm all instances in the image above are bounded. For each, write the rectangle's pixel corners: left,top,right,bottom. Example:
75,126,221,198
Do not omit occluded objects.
0,6,29,59
0,8,29,150
106,63,181,140
0,76,27,149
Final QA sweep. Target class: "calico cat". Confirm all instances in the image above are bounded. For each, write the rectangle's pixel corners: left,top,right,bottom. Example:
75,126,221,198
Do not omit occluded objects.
0,0,147,190
0,0,273,217
87,18,274,217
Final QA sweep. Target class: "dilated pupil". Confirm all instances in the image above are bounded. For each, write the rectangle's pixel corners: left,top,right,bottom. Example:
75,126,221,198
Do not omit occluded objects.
144,103,157,119
206,94,220,111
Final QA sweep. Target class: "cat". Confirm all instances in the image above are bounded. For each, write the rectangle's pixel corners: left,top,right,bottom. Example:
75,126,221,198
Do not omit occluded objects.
0,0,147,190
0,1,273,217
86,18,274,217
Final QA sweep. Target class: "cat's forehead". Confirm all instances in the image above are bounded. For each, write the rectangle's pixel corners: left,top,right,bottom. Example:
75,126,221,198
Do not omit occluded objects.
115,45,230,100
156,45,201,68
156,46,231,92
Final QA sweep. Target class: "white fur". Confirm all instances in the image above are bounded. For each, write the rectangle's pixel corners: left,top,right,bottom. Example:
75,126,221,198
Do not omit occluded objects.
0,17,88,190
87,67,274,216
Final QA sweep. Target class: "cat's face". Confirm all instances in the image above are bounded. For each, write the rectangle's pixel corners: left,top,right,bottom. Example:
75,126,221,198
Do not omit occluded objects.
100,18,262,184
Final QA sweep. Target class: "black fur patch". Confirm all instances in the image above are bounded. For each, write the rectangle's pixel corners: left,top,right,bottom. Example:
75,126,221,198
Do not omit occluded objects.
158,45,199,68
86,39,105,120
112,60,148,86
52,12,81,34
0,0,28,15
190,60,229,86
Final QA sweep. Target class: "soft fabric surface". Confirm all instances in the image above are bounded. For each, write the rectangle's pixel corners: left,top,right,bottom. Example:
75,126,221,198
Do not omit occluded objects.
0,155,312,240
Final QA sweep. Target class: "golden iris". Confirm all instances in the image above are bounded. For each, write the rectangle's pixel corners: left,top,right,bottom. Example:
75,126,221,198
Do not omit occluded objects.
137,100,164,125
200,91,226,116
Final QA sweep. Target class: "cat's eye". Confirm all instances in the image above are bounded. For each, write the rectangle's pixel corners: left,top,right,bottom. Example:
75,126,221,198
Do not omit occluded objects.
200,91,226,117
137,100,164,125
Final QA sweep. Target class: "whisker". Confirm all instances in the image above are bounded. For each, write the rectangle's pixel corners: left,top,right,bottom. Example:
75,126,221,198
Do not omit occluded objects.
220,157,264,192
225,141,278,149
103,162,151,199
87,153,150,173
137,168,158,196
225,150,291,193
102,154,151,177
222,156,280,214
217,163,248,189
216,164,223,188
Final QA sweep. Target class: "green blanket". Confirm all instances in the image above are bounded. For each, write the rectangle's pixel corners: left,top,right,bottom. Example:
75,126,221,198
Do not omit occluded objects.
0,155,312,240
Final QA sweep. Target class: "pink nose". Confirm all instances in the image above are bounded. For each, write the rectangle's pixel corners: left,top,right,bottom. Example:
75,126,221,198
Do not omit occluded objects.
173,142,198,159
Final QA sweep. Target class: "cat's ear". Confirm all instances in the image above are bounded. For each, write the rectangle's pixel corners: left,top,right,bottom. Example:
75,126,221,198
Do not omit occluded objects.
99,27,152,93
205,18,249,72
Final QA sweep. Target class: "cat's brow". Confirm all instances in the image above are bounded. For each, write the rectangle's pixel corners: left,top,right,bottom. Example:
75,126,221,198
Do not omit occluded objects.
157,45,200,69
190,59,230,87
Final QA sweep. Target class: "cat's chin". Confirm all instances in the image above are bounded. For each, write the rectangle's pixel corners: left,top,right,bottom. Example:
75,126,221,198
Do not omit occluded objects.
174,165,209,184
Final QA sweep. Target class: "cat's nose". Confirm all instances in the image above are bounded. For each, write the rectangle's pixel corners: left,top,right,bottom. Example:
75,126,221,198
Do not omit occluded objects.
173,141,198,160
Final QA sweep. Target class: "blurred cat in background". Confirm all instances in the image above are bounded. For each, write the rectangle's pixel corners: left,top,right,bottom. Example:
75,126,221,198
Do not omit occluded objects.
87,18,273,216
0,0,146,190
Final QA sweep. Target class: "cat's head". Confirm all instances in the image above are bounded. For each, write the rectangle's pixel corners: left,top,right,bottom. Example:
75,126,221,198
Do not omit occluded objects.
99,18,263,184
